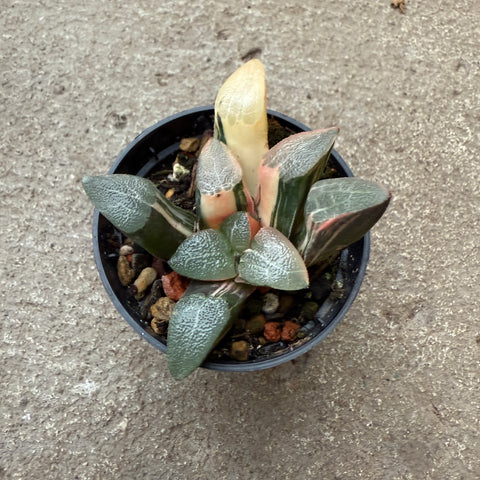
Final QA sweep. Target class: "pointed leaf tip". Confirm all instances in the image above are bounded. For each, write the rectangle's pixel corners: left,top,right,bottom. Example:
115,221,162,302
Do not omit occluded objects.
168,229,236,281
214,59,268,196
167,294,230,379
82,174,157,233
238,227,309,291
196,138,248,228
261,127,340,181
83,174,195,260
196,138,243,196
298,177,391,266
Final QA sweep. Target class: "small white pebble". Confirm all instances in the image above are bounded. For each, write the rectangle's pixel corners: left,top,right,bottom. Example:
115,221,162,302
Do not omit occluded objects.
262,293,280,314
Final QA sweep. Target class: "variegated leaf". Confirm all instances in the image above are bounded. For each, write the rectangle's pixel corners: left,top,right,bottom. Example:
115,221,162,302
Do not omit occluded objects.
296,178,391,266
256,127,339,239
196,138,248,228
214,59,269,196
82,174,195,259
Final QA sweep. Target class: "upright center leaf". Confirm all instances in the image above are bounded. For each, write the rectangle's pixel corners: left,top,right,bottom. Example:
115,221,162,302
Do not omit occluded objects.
214,59,269,196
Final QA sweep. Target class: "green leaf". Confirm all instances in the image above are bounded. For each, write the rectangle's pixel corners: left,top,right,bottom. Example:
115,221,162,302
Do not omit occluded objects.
296,178,391,266
82,174,195,259
168,229,236,281
256,127,339,238
237,227,309,290
168,294,229,379
219,212,252,254
167,281,255,379
214,59,269,196
196,138,248,228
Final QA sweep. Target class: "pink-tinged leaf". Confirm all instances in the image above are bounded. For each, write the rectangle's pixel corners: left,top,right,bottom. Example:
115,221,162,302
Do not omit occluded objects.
255,161,280,225
237,227,309,291
256,127,339,238
198,190,239,230
196,138,248,228
246,212,261,239
296,178,391,266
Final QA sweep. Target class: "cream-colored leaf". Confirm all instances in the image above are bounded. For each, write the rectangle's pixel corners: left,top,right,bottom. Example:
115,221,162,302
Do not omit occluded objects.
214,59,268,196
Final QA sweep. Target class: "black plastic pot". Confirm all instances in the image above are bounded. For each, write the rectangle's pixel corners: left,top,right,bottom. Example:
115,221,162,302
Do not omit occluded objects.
92,106,370,372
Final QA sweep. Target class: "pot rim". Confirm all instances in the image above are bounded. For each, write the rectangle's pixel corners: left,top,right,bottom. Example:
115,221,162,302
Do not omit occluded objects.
92,106,370,372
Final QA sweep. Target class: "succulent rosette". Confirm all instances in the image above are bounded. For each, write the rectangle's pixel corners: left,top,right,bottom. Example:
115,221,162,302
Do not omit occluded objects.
83,60,390,379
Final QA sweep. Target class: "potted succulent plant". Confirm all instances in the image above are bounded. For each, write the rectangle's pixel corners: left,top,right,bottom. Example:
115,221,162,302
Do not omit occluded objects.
83,60,390,379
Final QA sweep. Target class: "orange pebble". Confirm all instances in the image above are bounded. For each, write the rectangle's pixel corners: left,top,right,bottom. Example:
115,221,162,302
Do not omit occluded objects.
162,271,189,301
263,322,281,342
281,321,301,342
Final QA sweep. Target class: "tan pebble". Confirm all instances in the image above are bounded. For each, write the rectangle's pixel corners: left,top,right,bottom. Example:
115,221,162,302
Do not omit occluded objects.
117,255,135,286
262,293,280,314
151,317,168,335
133,267,157,299
150,297,176,321
150,297,176,334
179,137,200,152
230,340,249,361
119,245,134,256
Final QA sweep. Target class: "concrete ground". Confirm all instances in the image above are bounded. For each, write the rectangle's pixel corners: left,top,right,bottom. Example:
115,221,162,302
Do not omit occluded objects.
1,0,479,478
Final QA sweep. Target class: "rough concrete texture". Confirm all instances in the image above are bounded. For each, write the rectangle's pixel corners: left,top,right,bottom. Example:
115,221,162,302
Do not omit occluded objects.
1,0,479,479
